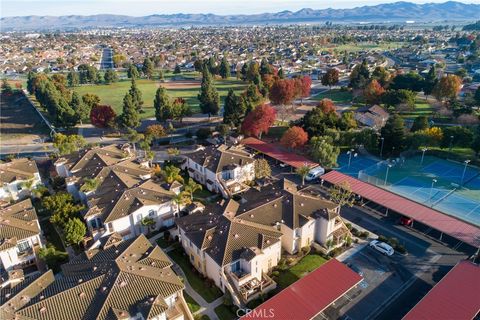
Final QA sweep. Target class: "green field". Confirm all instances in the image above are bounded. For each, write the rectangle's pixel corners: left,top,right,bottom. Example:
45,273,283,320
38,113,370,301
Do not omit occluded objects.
312,89,354,104
73,78,246,119
327,42,405,52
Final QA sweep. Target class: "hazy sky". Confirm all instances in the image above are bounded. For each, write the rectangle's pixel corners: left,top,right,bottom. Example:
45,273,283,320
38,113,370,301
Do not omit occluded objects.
2,0,479,17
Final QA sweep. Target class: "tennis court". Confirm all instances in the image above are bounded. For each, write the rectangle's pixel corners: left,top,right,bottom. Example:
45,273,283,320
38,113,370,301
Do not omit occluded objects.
358,155,480,227
336,153,379,177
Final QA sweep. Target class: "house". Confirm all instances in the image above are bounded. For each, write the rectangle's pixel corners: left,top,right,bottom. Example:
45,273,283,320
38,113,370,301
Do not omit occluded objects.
0,234,193,320
181,145,255,198
354,105,390,130
0,199,43,275
55,144,180,244
0,159,41,201
176,179,350,306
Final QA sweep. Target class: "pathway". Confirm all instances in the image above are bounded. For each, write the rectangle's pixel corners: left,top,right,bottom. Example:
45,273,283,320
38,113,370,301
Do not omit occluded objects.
148,235,224,320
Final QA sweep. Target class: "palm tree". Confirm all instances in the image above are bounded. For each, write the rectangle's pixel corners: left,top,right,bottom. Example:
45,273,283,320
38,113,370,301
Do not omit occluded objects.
80,178,100,192
184,178,202,201
21,178,35,192
162,165,184,185
172,191,190,214
295,165,310,186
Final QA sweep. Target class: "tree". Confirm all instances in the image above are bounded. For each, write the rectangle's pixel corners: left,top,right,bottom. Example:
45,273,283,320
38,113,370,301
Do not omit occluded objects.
173,64,182,74
145,124,166,139
254,159,271,179
260,58,273,76
198,69,220,117
349,59,370,89
67,70,79,87
246,61,260,82
241,104,276,138
158,70,165,82
363,79,385,105
280,126,308,149
329,181,355,213
310,136,340,168
53,133,86,155
380,114,406,156
80,178,100,192
172,97,192,123
82,93,100,110
382,89,416,110
219,57,231,79
129,78,144,111
317,99,336,114
243,83,263,112
64,218,86,246
474,87,480,106
390,72,424,92
440,126,474,149
103,69,118,84
339,111,357,130
296,165,310,186
184,178,202,200
127,64,139,79
411,116,429,132
372,66,390,87
70,92,89,124
77,64,99,84
143,57,154,79
154,87,173,122
423,65,438,98
433,74,462,103
120,93,140,128
269,78,296,106
90,104,116,128
297,76,312,102
223,89,246,127
43,192,84,228
162,165,184,184
38,244,68,272
321,68,339,88
278,68,285,79
298,104,340,137
1,79,13,94
124,128,144,152
113,54,126,67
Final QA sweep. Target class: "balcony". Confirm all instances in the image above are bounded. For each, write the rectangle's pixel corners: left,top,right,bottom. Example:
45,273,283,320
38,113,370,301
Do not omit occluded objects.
227,271,276,304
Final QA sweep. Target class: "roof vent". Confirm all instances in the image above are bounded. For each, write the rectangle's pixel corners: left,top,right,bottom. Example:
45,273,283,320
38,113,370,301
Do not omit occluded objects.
40,307,47,313
78,279,83,283
79,292,86,298
119,280,127,287
234,234,239,238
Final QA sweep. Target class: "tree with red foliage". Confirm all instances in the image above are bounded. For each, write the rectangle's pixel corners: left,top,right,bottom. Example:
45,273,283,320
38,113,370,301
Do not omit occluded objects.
317,99,336,114
298,76,312,102
280,126,308,149
90,104,117,128
363,79,385,105
241,104,276,138
269,78,296,106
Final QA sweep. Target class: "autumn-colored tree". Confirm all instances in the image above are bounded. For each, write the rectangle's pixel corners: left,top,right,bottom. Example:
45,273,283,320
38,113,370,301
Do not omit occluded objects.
321,68,340,88
241,104,276,138
317,99,336,114
296,76,312,102
433,74,462,103
363,79,385,105
269,78,296,106
145,124,166,139
261,74,278,91
90,105,117,128
280,126,308,149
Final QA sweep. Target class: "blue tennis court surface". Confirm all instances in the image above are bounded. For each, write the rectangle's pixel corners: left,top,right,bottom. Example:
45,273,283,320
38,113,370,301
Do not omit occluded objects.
346,154,480,227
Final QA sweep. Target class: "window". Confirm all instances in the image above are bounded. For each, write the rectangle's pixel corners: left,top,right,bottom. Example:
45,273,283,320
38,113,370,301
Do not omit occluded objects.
148,209,156,217
17,241,31,253
231,261,240,272
190,254,194,262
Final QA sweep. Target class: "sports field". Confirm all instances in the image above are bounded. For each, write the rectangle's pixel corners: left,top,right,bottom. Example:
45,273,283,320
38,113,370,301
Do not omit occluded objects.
73,78,247,119
358,155,480,227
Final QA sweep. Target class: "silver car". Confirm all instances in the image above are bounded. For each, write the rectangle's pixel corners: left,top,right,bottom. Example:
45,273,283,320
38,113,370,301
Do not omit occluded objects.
369,240,394,256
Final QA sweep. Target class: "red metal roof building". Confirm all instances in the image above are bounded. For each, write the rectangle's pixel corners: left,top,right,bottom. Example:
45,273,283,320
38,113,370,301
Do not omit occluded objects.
242,137,318,169
322,171,480,248
403,260,480,320
240,258,362,320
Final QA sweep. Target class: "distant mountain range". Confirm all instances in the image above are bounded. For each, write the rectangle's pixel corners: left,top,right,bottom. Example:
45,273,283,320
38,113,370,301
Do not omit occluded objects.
1,1,479,31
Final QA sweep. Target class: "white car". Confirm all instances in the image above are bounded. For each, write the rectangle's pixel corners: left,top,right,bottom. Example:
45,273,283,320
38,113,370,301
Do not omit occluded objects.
369,240,394,256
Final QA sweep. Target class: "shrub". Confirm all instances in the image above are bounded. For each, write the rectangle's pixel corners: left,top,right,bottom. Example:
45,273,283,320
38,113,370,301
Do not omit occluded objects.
345,223,352,230
196,127,212,139
360,231,369,239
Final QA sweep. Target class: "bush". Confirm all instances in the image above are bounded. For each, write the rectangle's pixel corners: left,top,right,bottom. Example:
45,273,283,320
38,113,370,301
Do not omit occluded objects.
360,231,369,239
345,223,352,230
300,246,311,256
396,244,407,254
196,127,212,139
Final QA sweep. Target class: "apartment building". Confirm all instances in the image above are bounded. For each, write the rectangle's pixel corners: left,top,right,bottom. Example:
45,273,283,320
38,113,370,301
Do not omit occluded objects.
0,159,41,201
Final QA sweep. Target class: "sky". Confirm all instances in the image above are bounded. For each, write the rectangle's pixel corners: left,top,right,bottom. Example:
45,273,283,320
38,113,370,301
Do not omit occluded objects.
1,0,479,17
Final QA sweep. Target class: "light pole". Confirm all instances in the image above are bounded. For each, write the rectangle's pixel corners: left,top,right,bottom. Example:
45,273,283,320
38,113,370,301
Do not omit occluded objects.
380,137,385,158
384,164,392,186
449,135,454,151
347,149,357,168
429,179,437,206
421,148,428,165
461,160,471,185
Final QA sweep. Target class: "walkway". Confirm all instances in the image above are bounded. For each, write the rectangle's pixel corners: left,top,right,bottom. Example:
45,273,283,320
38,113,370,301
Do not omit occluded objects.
148,234,223,320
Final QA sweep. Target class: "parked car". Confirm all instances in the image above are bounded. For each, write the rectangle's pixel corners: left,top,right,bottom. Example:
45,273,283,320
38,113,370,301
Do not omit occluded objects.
305,166,325,182
369,240,394,256
399,217,413,226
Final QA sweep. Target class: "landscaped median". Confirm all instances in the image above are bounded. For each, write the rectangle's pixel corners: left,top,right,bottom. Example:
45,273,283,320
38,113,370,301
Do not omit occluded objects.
167,247,223,303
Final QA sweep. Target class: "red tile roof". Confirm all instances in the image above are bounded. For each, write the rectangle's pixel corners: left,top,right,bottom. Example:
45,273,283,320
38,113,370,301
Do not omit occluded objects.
241,137,318,169
322,171,480,248
241,258,362,320
403,260,480,320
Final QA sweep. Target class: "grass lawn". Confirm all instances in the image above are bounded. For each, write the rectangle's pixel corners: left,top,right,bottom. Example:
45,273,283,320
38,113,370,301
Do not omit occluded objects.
329,42,405,52
193,188,215,200
184,292,201,313
73,78,246,119
312,89,353,104
264,126,288,140
167,248,223,302
276,253,328,289
398,98,436,120
156,237,172,249
214,305,238,320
